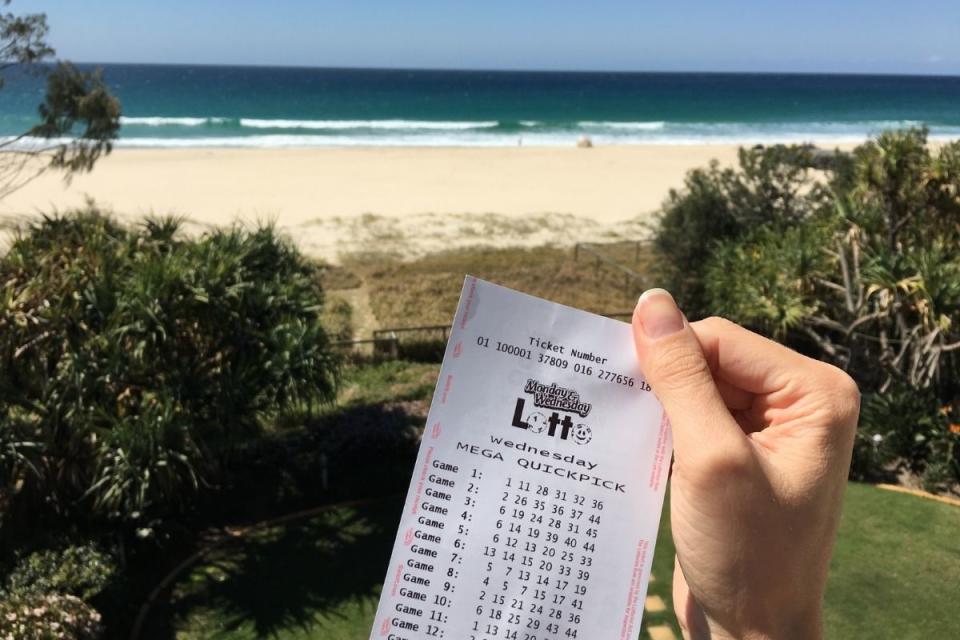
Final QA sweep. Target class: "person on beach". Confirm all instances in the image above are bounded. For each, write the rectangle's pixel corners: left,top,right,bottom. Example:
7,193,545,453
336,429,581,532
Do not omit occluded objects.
633,289,860,640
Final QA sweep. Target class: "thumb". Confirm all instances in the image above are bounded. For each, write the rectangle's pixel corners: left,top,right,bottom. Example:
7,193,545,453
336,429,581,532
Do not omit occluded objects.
632,289,744,462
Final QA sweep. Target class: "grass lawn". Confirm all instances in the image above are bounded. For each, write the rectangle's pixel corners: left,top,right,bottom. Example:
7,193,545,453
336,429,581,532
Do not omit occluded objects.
824,482,960,637
162,483,960,639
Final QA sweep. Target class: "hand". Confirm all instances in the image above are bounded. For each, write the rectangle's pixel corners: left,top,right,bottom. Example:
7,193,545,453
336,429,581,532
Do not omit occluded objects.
631,289,859,640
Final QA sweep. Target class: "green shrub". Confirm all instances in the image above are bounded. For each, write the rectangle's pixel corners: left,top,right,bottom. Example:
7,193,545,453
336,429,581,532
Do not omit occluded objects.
652,144,830,318
705,223,834,338
0,593,103,640
848,425,895,483
3,544,116,601
652,129,960,485
858,389,959,491
0,208,339,540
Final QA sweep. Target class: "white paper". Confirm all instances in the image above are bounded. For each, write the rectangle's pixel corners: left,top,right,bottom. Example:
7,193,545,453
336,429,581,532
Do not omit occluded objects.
371,277,672,640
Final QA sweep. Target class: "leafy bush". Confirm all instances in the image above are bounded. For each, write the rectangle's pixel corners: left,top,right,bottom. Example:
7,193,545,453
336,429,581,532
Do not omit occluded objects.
705,223,834,338
0,209,339,541
3,544,116,601
858,388,959,491
0,593,103,640
653,144,830,318
653,129,960,486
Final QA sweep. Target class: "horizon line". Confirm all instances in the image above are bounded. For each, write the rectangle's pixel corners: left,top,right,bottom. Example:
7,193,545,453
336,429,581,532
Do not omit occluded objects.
60,61,960,79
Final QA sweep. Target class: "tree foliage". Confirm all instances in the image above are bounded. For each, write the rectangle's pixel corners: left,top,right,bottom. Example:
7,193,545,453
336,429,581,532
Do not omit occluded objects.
0,209,339,545
0,1,53,73
0,1,120,196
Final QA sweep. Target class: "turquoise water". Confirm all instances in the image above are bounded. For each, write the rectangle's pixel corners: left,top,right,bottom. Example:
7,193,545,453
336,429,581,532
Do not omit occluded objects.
1,65,959,146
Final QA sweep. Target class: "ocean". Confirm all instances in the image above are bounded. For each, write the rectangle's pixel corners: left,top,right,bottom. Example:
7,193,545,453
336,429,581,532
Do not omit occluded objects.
1,64,959,147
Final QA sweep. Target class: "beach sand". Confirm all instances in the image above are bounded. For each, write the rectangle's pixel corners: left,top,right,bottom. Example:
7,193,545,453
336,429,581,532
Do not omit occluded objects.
0,144,790,261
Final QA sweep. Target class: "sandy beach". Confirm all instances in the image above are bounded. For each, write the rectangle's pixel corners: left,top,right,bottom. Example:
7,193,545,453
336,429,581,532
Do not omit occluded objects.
0,144,803,261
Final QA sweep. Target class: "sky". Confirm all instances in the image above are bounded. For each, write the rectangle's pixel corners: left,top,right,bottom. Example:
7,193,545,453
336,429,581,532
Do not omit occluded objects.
25,0,960,75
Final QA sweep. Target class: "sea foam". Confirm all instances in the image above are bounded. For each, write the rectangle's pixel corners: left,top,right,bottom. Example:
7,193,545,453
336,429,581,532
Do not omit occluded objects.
10,119,960,149
121,117,505,131
578,121,667,130
237,119,499,130
120,116,231,127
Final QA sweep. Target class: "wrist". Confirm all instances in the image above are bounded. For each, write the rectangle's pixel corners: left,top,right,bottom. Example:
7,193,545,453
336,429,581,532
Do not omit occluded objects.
684,602,824,640
745,598,824,640
690,621,823,640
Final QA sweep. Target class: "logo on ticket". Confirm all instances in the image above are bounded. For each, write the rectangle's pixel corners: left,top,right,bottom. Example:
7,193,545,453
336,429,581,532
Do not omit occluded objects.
524,378,592,417
512,379,593,445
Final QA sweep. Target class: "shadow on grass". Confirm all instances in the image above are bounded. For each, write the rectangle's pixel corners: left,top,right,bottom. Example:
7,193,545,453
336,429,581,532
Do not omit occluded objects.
197,401,426,528
135,391,430,639
149,498,402,640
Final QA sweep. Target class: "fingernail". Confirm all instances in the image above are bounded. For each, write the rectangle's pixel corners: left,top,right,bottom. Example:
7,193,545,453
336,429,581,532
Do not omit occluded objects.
636,288,684,338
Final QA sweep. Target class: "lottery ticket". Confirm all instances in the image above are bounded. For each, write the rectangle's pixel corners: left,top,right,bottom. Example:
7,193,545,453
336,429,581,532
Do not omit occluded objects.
371,276,672,640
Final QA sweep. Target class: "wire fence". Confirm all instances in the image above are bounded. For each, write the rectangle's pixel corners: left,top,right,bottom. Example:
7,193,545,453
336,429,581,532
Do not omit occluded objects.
573,241,648,297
